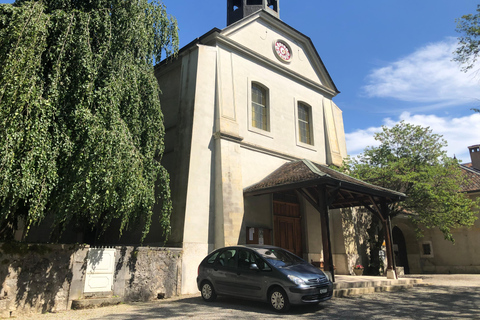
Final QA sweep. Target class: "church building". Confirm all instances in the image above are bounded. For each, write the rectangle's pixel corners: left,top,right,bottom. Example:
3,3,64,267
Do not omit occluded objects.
155,0,405,294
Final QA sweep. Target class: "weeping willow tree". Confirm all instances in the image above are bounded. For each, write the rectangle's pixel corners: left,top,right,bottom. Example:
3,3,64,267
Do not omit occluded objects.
0,0,178,242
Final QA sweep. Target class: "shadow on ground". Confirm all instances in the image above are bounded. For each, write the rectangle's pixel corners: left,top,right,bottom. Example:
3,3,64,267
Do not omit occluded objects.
92,286,480,319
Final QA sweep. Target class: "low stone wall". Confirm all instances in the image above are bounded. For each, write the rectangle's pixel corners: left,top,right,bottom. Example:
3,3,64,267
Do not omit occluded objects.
114,246,182,302
0,243,182,317
0,243,76,317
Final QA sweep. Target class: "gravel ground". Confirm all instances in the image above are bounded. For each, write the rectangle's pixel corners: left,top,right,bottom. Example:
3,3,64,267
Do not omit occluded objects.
10,275,480,320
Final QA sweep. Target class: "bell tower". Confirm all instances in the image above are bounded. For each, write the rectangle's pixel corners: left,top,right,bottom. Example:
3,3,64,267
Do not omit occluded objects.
227,0,279,26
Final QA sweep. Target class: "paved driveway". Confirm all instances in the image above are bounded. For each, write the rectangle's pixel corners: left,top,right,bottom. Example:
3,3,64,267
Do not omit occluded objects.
19,275,480,320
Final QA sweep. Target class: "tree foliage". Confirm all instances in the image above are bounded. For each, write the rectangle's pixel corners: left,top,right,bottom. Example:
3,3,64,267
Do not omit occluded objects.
0,0,178,242
454,4,480,72
343,121,478,242
454,4,480,113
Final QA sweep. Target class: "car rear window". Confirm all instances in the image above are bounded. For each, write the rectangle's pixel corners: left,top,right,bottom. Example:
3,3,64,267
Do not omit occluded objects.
207,251,220,264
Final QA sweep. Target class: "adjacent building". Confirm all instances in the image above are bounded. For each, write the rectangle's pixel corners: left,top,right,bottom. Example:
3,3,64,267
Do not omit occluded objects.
392,145,480,274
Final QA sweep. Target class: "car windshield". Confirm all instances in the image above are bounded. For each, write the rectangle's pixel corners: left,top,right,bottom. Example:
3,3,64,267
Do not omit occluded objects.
255,248,304,267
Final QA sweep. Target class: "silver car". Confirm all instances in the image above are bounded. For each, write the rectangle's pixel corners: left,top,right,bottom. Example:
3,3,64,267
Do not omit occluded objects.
196,245,333,312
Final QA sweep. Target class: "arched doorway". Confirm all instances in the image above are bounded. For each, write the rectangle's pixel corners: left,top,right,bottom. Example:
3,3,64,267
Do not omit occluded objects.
392,226,410,274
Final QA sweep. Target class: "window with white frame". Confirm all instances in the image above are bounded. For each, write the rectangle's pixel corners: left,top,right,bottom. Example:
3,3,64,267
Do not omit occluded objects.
251,83,269,131
297,102,313,145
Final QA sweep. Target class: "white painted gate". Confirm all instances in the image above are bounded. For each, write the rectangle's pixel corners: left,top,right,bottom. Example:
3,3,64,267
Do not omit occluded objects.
83,248,116,293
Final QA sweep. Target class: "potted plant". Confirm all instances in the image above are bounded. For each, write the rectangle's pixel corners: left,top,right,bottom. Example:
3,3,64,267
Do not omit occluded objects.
353,264,364,276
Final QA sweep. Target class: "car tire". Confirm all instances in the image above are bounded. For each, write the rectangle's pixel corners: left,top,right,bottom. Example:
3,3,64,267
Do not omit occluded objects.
269,287,290,312
200,281,217,302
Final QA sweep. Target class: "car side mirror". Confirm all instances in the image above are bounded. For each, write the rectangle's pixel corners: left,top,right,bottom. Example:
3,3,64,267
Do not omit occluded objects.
249,263,259,270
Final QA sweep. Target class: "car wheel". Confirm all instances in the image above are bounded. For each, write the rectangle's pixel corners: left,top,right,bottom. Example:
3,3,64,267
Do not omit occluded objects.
269,287,290,312
201,281,217,302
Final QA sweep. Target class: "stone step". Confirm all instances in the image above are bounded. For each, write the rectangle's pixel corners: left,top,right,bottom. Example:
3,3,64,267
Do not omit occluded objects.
71,297,123,310
333,278,422,290
334,284,414,298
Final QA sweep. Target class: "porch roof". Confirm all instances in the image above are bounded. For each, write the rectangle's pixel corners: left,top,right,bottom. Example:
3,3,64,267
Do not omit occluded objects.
243,159,406,209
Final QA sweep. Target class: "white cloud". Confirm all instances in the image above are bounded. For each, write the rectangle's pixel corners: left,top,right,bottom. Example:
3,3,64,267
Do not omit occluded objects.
346,112,480,163
363,38,480,108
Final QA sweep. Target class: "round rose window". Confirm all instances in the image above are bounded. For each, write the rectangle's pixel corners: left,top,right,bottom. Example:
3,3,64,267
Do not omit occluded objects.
274,40,292,62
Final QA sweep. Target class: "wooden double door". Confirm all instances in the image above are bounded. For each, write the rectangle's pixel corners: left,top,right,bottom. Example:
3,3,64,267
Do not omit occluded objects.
273,200,303,257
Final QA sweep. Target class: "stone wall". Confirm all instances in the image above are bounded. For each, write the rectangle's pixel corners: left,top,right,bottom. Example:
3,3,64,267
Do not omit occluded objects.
116,246,182,301
342,208,371,275
0,243,75,317
0,243,182,317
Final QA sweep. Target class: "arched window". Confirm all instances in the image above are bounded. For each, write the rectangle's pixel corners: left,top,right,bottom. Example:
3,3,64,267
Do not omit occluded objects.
251,83,269,131
298,102,312,145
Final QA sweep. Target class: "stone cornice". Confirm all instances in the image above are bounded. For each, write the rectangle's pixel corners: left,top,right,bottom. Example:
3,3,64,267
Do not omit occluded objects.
213,131,301,161
213,131,244,142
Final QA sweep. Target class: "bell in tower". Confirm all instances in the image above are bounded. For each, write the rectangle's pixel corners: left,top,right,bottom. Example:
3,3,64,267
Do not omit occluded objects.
227,0,279,26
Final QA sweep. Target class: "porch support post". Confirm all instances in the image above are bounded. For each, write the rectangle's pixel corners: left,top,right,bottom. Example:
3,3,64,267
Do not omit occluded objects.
318,186,335,282
382,199,397,279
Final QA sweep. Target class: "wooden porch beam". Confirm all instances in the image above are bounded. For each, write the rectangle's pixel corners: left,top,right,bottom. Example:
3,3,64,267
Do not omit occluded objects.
360,200,386,224
297,187,335,282
318,185,335,282
381,198,396,278
333,196,371,206
368,196,383,220
297,188,318,209
326,184,342,207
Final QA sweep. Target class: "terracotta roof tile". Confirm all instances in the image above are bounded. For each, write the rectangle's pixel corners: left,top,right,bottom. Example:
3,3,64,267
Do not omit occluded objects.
460,164,480,193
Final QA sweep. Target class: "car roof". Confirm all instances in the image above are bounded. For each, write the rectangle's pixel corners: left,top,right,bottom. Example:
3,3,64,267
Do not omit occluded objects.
244,244,280,249
216,245,284,251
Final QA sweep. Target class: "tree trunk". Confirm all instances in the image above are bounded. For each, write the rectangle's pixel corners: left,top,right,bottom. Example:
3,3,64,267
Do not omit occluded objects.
366,214,385,275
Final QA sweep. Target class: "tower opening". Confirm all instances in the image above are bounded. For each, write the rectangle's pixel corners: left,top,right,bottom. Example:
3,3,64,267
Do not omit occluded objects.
267,0,278,11
232,0,242,11
227,0,280,26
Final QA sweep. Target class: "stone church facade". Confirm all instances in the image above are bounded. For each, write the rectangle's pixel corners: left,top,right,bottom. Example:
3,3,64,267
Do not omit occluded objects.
155,0,403,294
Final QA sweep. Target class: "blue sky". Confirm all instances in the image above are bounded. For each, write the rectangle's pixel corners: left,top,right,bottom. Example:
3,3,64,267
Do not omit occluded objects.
3,0,479,162
158,0,480,162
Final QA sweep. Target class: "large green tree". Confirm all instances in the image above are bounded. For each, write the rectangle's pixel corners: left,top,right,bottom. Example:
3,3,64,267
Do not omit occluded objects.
343,121,478,243
0,0,178,242
454,4,480,72
454,4,480,113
